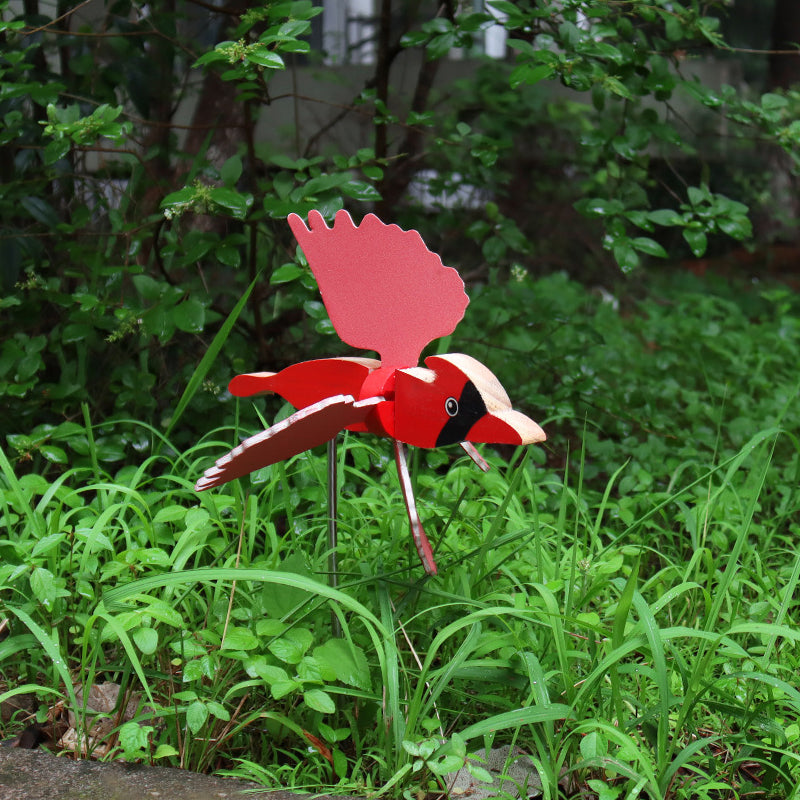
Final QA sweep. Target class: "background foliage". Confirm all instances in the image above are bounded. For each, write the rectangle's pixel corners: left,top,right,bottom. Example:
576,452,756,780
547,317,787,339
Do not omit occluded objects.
1,0,800,797
2,0,800,457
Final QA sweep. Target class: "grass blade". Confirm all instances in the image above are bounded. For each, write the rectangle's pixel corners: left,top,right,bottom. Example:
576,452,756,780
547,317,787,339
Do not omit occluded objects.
164,273,261,441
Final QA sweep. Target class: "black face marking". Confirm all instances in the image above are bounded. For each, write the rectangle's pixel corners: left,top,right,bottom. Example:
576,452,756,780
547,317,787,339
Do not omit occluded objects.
436,380,487,446
445,397,458,416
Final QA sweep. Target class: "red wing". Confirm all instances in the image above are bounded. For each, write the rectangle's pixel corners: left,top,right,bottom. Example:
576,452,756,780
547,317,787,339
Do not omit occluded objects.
195,395,382,491
229,357,380,408
288,210,469,369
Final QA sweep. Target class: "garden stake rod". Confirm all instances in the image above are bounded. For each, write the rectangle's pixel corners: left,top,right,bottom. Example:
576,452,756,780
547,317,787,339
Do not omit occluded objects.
195,210,546,574
327,436,342,638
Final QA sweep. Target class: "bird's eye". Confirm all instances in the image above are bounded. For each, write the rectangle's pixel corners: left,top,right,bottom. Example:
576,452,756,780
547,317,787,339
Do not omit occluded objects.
445,397,459,417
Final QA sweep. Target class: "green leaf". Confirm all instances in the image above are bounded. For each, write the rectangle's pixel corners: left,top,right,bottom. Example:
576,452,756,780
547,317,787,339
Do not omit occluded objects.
276,19,311,38
39,445,68,464
301,173,349,196
510,63,553,89
273,171,294,198
361,164,384,180
260,552,314,617
303,688,336,714
332,748,348,778
154,744,179,759
683,228,708,257
132,274,165,303
208,187,253,219
631,237,668,258
270,153,306,169
687,186,709,206
21,197,60,227
588,779,623,800
183,656,214,682
185,700,208,734
252,662,289,685
255,619,285,637
401,30,428,47
270,263,305,284
62,323,93,344
154,505,187,524
648,209,684,226
761,92,788,111
215,243,241,267
17,473,49,495
220,154,243,186
588,41,623,64
402,740,421,757
341,180,381,201
576,197,624,217
465,762,493,783
313,639,372,689
222,626,260,651
450,732,466,758
717,215,752,240
32,533,64,558
271,679,302,700
423,17,452,34
247,48,285,69
489,0,523,17
664,13,685,42
30,567,56,608
161,186,196,210
612,241,640,272
426,31,456,60
206,700,230,721
428,755,465,775
604,76,632,99
269,628,314,663
482,235,506,264
119,721,150,757
43,138,70,165
16,353,42,382
172,299,206,333
132,626,159,654
580,730,606,760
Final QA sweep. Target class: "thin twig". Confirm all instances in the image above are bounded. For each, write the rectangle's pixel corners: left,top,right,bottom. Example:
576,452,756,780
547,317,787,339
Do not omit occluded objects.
211,692,251,749
19,0,93,34
221,498,248,648
391,599,444,739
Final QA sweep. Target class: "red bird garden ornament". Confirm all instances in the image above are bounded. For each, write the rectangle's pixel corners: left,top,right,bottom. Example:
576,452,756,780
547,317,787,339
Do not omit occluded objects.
196,210,546,575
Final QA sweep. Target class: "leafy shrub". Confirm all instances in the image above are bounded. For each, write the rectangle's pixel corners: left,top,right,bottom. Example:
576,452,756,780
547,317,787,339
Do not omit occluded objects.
2,0,800,469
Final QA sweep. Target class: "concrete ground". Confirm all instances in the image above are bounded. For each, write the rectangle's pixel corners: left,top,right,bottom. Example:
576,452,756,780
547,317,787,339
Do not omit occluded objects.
0,746,347,800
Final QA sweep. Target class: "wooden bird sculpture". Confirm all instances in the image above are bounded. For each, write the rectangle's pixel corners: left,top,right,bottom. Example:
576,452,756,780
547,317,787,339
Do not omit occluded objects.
196,210,546,574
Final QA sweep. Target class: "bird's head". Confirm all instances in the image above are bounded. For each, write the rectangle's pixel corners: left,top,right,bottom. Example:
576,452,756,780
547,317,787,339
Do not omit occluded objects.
393,353,545,449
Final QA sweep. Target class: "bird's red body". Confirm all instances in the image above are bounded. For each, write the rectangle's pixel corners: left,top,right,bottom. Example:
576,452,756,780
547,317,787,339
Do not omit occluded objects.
195,210,546,574
228,354,541,448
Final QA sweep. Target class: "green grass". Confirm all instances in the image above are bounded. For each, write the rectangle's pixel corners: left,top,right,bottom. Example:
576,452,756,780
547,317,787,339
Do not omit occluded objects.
1,271,800,799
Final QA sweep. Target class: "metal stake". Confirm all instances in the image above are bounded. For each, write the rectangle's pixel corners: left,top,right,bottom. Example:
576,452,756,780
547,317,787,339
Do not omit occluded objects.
327,436,342,637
